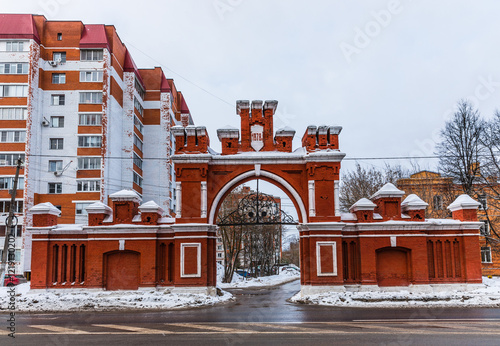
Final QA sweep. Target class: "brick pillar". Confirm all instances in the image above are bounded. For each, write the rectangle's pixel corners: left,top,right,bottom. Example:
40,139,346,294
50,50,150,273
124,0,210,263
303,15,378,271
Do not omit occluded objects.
139,200,164,225
30,202,61,227
85,201,112,226
448,194,481,221
109,189,142,224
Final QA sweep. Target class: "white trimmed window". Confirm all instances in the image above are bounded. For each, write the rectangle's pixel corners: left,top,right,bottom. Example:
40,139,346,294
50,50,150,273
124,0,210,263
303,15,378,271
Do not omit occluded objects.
79,92,102,104
0,200,23,213
0,85,28,97
50,116,64,128
80,50,103,61
78,136,101,148
50,138,63,150
134,115,144,133
77,180,100,192
51,94,65,105
0,177,24,190
78,157,101,170
48,182,62,194
133,172,143,187
134,97,143,115
481,247,492,263
0,131,26,143
0,63,28,74
0,154,25,166
75,202,94,215
135,79,145,100
80,71,103,82
52,52,66,63
52,73,66,84
133,134,143,152
6,41,25,52
480,221,490,236
0,108,27,120
48,160,63,172
79,113,101,125
133,153,142,170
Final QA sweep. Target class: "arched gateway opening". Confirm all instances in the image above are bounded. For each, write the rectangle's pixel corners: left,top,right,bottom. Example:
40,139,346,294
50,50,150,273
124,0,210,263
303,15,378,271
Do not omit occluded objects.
171,100,344,293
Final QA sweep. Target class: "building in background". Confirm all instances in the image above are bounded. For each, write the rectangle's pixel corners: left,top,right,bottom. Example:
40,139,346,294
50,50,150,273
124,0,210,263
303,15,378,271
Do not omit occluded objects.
397,170,500,275
0,14,193,276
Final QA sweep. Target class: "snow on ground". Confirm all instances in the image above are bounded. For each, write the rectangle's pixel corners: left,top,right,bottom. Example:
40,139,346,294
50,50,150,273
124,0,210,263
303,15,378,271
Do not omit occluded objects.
291,276,500,308
217,263,300,289
0,284,233,312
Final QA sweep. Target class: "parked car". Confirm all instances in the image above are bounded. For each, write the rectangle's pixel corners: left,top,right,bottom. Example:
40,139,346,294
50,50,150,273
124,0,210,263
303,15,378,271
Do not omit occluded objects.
3,274,27,286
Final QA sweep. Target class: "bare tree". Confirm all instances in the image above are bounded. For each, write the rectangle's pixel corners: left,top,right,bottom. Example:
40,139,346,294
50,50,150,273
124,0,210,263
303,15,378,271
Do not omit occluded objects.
436,100,486,195
340,163,409,211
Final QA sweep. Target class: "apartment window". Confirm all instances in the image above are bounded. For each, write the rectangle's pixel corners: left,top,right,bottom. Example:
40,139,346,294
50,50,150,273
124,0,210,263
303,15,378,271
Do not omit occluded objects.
0,200,23,213
57,33,62,41
217,253,223,258
78,136,101,148
77,157,101,169
481,247,492,263
75,202,94,216
52,73,66,84
48,160,63,172
133,134,143,152
51,94,65,106
0,108,27,120
0,131,26,143
134,115,144,133
0,63,28,74
79,92,102,104
0,154,25,166
6,41,24,52
0,85,28,97
80,49,103,61
77,180,100,192
80,71,103,82
52,52,66,63
79,113,101,125
217,245,222,251
135,79,145,100
133,172,143,187
50,138,64,150
478,194,488,210
0,177,24,190
134,97,143,115
133,152,143,170
48,182,62,194
50,116,64,128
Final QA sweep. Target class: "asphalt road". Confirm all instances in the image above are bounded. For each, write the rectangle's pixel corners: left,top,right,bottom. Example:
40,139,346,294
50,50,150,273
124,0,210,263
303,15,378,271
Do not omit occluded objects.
4,280,500,345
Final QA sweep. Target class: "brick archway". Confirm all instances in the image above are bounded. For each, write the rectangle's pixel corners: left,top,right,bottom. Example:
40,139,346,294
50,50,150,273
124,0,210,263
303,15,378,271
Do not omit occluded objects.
376,247,411,287
104,251,140,290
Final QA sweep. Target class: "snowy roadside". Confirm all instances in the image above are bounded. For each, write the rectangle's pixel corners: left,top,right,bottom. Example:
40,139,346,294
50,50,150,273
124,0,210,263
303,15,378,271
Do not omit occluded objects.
291,276,500,308
0,283,233,312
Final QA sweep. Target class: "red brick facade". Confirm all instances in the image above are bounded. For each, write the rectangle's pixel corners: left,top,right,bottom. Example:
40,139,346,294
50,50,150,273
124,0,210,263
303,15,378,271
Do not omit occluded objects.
28,100,483,293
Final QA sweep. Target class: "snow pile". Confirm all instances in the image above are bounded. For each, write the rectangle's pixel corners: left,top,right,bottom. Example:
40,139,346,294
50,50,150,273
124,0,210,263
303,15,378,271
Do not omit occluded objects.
0,284,232,312
291,277,500,308
217,263,300,289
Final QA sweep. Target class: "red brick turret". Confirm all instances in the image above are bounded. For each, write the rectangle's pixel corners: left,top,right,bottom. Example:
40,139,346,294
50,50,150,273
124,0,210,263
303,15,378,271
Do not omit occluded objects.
30,202,61,227
109,189,142,224
371,183,405,221
138,200,164,225
448,194,481,221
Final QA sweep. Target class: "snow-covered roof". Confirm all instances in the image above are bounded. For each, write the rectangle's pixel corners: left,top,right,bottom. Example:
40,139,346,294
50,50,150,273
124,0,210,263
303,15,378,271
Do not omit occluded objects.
448,194,481,212
85,201,112,214
401,194,429,211
109,189,142,202
29,202,61,216
341,212,357,221
349,198,377,212
138,200,164,214
371,183,405,200
275,126,296,137
217,126,239,140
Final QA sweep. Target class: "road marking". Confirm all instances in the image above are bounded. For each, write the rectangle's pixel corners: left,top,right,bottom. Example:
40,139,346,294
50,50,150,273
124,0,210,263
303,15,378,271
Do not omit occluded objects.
28,325,91,334
352,318,500,323
167,323,253,333
247,322,333,333
93,324,171,334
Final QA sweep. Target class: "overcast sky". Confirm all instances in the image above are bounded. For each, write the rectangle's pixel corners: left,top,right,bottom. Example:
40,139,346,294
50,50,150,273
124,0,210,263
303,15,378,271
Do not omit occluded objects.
3,0,500,216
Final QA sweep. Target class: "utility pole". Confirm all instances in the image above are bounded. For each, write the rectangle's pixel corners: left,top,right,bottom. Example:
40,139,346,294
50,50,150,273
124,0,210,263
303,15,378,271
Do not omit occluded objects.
0,158,22,286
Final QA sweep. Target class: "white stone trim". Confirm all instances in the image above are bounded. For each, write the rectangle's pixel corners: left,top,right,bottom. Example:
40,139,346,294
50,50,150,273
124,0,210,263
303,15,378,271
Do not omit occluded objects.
201,181,207,218
334,180,340,217
175,181,182,218
180,243,201,278
308,180,316,217
316,241,337,277
208,169,307,224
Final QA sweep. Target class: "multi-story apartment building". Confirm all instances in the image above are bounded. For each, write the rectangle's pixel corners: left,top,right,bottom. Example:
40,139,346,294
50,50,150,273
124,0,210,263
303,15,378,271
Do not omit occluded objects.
397,170,500,275
0,14,193,276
